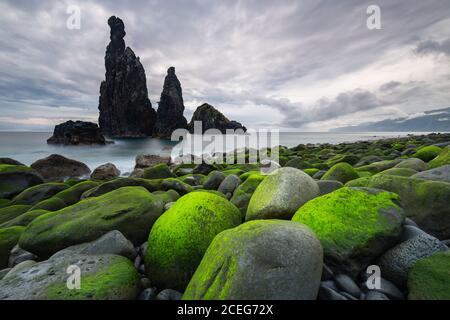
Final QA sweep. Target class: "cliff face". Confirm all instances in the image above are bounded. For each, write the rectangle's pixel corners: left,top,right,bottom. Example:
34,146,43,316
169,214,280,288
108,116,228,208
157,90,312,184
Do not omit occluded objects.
188,103,247,134
98,16,156,137
153,67,188,139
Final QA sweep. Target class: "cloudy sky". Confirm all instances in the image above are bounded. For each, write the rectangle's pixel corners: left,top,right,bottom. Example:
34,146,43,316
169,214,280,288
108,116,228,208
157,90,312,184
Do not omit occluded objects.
1,0,450,131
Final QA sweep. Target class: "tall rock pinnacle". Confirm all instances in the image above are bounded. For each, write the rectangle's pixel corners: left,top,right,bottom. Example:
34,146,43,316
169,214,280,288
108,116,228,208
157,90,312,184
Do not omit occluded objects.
153,67,188,139
98,16,156,137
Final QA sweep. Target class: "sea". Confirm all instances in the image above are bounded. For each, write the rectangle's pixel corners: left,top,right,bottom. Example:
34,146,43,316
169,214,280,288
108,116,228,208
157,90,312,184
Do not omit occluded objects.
0,131,435,174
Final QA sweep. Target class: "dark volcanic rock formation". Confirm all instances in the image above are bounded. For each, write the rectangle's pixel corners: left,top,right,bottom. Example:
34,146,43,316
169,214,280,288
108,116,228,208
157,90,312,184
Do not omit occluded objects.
188,103,247,134
47,121,107,145
153,67,188,139
98,16,156,137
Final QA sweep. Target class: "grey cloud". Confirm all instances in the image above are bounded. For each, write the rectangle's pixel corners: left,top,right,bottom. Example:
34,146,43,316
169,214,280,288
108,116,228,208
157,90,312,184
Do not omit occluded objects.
415,39,450,57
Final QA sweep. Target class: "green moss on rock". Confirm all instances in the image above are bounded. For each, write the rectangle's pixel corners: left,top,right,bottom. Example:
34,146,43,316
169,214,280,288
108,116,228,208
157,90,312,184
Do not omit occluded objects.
142,164,176,180
292,187,404,276
304,168,320,177
145,191,241,291
376,168,418,177
81,178,161,199
0,209,49,228
0,226,25,268
0,204,32,225
11,183,68,206
321,163,360,184
413,146,442,162
54,180,98,205
30,197,67,211
230,174,265,219
0,165,44,199
429,147,450,169
19,186,164,258
408,251,450,300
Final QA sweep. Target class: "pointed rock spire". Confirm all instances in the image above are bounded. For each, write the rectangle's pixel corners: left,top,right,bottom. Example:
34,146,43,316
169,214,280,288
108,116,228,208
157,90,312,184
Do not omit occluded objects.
98,16,156,137
153,67,188,138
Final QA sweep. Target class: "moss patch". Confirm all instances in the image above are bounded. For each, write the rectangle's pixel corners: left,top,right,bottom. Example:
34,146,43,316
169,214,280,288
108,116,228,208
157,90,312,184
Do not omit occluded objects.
429,147,450,169
145,191,241,291
0,226,25,268
408,251,450,300
413,146,442,162
0,204,32,225
321,163,359,184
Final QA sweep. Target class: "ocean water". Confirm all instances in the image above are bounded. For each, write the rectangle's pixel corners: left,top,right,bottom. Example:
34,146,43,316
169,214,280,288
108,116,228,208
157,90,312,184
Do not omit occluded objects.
0,131,431,174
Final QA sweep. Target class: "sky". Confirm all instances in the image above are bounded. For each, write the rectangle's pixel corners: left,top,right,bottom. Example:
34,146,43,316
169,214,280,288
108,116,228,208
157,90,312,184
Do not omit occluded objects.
0,0,449,132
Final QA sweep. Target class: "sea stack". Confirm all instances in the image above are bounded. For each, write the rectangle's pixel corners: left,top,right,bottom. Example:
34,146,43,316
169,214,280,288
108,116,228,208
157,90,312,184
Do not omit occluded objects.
153,67,188,139
47,121,108,145
188,103,247,134
98,16,156,137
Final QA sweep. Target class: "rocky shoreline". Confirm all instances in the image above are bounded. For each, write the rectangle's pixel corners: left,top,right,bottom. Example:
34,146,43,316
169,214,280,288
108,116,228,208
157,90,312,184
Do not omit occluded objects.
0,132,450,300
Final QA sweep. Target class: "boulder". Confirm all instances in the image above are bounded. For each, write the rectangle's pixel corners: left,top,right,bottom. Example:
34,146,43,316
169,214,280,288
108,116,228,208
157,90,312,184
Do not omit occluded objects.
145,191,241,291
142,164,176,180
292,187,404,277
0,254,140,300
11,182,68,206
203,171,226,190
413,146,442,162
246,167,319,221
377,233,447,287
8,245,37,267
429,147,450,169
98,16,156,137
160,178,193,195
81,178,161,199
376,168,418,177
135,154,171,169
0,158,24,166
355,159,402,174
188,103,246,134
19,186,164,258
317,180,343,196
321,163,360,184
407,251,450,300
183,220,323,300
230,174,265,219
0,210,49,229
0,226,25,268
153,67,188,138
346,175,450,239
47,121,107,145
0,165,44,199
217,174,241,198
394,158,427,171
50,230,137,261
0,205,32,225
411,165,450,183
31,154,91,181
51,180,99,206
90,163,121,180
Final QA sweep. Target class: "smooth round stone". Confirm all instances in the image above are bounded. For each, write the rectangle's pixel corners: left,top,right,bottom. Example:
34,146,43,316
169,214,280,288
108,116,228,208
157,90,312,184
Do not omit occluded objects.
340,291,358,300
404,218,419,227
365,291,390,300
321,280,338,292
318,286,348,300
156,289,182,300
400,225,429,242
321,264,334,281
334,274,361,298
138,287,158,300
361,278,405,300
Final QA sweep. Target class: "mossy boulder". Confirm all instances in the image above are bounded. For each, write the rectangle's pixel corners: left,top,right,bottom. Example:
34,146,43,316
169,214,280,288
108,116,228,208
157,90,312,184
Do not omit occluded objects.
0,165,44,199
142,164,176,180
0,205,32,225
413,146,442,162
292,187,404,277
152,190,180,205
246,167,319,221
0,254,140,300
429,147,450,169
355,159,402,174
376,168,418,177
285,157,311,170
53,180,98,205
304,168,320,177
346,175,450,239
0,226,25,268
145,191,241,291
321,163,359,184
203,171,226,190
183,220,323,300
0,209,49,228
407,251,450,300
230,174,265,219
19,186,164,258
160,178,193,195
411,165,450,183
81,178,161,199
30,197,67,212
395,158,427,172
326,154,360,167
0,199,12,209
11,183,68,206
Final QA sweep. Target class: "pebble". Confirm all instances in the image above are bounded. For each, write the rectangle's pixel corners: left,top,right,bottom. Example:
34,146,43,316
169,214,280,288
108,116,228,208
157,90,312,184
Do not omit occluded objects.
156,289,183,300
334,274,361,298
138,287,158,300
361,278,405,300
365,291,390,300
